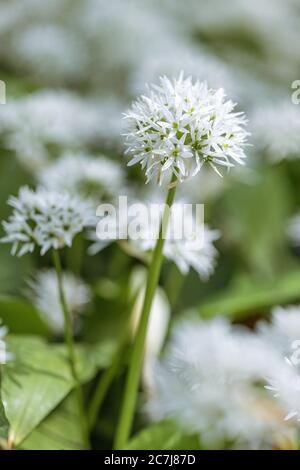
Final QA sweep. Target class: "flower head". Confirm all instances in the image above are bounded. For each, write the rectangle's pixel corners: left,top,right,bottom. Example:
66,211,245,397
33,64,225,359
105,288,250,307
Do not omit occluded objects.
124,73,249,185
1,186,92,256
28,269,91,334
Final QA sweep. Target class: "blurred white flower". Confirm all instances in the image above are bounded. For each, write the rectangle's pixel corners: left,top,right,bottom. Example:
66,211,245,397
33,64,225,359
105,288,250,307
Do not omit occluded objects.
0,90,104,170
74,0,176,75
259,305,300,425
1,186,92,256
38,152,124,203
251,101,300,162
0,0,68,34
125,74,249,185
131,44,240,102
28,269,91,335
12,24,89,84
131,204,219,280
148,318,293,449
161,0,300,83
266,362,300,423
258,305,300,356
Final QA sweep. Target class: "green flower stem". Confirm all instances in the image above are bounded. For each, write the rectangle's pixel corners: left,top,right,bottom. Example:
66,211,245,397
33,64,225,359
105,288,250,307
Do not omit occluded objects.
114,173,177,449
88,345,123,430
52,249,90,449
88,277,146,431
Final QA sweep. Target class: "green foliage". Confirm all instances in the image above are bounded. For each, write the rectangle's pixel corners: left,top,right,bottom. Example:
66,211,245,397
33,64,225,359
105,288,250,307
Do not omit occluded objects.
125,420,200,451
0,336,115,448
217,167,293,278
0,296,50,336
20,393,86,450
197,269,300,320
0,397,9,441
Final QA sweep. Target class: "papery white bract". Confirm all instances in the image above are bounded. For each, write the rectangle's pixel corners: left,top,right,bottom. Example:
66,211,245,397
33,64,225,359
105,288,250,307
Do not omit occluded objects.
1,186,93,256
39,152,124,203
28,269,91,335
124,74,249,185
148,318,293,449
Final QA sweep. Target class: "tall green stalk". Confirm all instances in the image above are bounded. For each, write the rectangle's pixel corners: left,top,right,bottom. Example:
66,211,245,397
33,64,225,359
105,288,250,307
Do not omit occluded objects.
52,249,90,449
114,173,177,449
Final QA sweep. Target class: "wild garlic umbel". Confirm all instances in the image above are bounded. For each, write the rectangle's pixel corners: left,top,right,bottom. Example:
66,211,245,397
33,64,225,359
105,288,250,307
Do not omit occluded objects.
124,73,249,185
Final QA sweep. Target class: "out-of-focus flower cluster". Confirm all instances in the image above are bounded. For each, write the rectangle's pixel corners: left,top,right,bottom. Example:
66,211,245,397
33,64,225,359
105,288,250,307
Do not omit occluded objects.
148,305,300,449
27,269,91,335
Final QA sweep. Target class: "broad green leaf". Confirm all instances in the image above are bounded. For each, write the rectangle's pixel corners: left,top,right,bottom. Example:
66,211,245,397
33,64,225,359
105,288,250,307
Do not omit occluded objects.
1,336,74,448
0,296,50,336
197,270,300,320
124,420,200,451
1,336,116,448
20,393,85,450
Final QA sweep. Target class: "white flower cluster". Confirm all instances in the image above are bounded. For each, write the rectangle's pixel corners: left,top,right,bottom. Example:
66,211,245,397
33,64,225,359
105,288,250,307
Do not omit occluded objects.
124,74,249,185
28,269,91,335
148,318,292,449
1,186,92,256
38,152,124,203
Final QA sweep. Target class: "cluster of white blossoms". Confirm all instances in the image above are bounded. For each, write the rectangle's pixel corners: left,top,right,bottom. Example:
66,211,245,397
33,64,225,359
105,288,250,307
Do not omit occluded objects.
251,101,300,162
148,317,296,449
124,74,249,185
28,269,91,335
38,152,124,203
1,186,92,256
